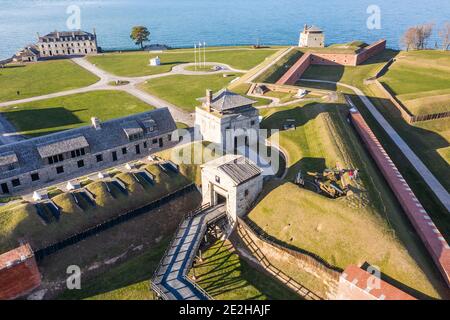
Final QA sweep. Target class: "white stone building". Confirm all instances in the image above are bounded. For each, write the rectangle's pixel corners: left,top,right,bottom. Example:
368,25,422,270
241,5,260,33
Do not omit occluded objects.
298,25,325,48
195,89,259,150
36,30,98,59
201,154,263,221
149,56,161,66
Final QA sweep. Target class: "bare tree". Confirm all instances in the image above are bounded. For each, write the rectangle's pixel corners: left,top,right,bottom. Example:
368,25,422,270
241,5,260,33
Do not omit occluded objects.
401,23,434,50
418,23,434,49
439,22,450,50
401,27,420,51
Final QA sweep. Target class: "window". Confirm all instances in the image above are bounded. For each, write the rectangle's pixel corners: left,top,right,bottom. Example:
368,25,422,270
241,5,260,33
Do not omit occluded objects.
96,154,103,162
56,166,64,174
122,147,127,155
135,145,141,155
77,160,85,168
152,138,158,144
71,148,86,158
168,134,172,142
245,189,249,197
11,178,21,187
112,151,118,161
215,176,220,184
143,141,148,149
31,173,40,181
251,120,255,126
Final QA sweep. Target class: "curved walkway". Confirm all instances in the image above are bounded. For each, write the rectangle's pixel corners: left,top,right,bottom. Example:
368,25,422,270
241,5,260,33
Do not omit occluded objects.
0,59,248,129
302,79,450,213
151,204,227,300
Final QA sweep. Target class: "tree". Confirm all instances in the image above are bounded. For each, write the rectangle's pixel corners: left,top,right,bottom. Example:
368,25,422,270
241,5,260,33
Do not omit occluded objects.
401,27,420,51
438,22,450,50
401,23,434,50
130,26,150,49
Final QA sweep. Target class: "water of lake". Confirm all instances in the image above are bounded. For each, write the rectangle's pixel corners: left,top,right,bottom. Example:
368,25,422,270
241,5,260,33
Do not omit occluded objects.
0,0,448,59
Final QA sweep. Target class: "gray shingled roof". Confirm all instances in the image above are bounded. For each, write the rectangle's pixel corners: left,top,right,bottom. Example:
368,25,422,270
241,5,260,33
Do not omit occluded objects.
0,108,176,180
122,120,144,137
197,89,256,112
218,156,262,185
0,152,18,166
306,25,323,32
37,135,89,158
40,30,95,40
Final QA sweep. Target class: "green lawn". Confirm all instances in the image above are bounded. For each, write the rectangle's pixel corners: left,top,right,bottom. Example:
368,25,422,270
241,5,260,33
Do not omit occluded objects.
57,240,168,300
191,240,300,300
139,73,241,112
255,49,304,84
249,102,446,299
0,60,99,102
380,50,450,115
87,47,280,77
1,90,154,137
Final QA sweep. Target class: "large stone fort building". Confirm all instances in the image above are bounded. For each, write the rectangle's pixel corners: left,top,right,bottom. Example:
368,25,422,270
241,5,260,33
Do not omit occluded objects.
36,30,98,58
0,108,176,196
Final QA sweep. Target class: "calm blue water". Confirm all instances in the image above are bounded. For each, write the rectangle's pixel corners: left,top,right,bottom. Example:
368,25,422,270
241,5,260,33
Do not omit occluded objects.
0,0,448,59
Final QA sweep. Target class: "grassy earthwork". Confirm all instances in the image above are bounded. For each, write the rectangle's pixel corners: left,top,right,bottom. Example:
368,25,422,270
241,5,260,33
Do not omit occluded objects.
87,47,281,77
0,164,190,253
247,101,446,298
0,60,99,102
1,90,154,137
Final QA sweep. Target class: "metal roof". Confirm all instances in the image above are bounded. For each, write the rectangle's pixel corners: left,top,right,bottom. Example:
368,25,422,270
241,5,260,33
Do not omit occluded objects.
197,89,256,112
0,152,18,166
37,135,89,158
203,154,262,185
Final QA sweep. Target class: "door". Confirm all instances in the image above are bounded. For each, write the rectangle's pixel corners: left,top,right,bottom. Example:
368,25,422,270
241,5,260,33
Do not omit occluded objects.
158,138,163,148
216,192,226,205
1,183,9,194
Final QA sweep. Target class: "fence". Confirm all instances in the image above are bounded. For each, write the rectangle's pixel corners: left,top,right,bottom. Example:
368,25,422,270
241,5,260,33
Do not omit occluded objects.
34,183,197,261
240,217,341,280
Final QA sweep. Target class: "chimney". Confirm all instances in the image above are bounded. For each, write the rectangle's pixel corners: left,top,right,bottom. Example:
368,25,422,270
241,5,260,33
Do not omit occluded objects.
205,89,213,112
36,32,40,41
304,24,308,33
91,117,101,130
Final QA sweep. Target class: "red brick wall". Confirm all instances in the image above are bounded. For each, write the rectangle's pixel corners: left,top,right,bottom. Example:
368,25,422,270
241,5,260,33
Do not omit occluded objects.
310,53,357,66
0,245,41,300
276,40,386,86
355,40,386,65
276,52,312,85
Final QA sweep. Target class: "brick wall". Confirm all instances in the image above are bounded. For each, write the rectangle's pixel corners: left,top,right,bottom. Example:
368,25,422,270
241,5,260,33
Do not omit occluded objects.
0,244,41,300
276,40,386,86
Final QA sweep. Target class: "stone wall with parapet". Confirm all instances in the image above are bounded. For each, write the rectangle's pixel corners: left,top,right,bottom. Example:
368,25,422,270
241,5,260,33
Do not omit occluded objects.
276,40,387,85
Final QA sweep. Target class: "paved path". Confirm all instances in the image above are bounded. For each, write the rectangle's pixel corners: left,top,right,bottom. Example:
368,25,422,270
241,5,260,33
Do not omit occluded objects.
302,79,450,213
0,58,250,131
152,204,227,300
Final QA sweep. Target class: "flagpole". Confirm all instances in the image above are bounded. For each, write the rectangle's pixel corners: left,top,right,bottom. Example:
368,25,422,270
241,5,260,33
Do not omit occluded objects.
194,44,197,71
203,42,206,68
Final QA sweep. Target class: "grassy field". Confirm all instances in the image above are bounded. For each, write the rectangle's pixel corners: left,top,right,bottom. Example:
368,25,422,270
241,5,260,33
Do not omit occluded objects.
380,50,450,115
1,90,154,137
191,240,300,300
139,73,241,112
0,60,99,102
297,50,450,221
57,240,167,300
87,47,280,77
0,164,190,253
255,49,304,84
248,102,446,298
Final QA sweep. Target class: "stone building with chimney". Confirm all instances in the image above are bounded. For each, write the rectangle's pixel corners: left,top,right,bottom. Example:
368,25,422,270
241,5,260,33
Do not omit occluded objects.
0,108,176,196
298,25,325,48
35,30,98,59
195,89,259,150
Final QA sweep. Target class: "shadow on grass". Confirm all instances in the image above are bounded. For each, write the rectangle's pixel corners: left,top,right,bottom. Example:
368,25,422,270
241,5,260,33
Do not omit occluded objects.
2,107,84,133
193,241,298,300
